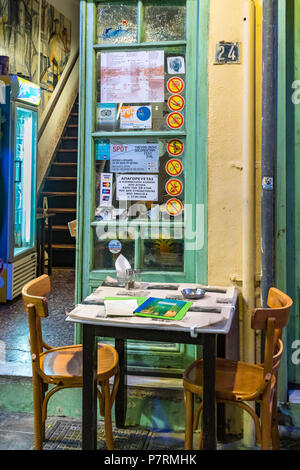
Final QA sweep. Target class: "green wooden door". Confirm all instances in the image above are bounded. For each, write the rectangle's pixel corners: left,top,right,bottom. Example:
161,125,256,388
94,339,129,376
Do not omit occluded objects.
76,0,209,374
277,0,300,392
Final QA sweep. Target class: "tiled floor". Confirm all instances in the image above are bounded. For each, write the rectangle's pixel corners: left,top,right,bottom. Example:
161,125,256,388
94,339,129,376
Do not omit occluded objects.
0,269,76,366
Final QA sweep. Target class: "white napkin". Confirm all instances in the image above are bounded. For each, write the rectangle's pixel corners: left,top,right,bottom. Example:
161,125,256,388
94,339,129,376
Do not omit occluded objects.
104,299,138,317
115,254,131,275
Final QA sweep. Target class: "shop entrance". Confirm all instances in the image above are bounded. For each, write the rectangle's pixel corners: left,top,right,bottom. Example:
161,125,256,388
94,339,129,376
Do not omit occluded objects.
76,0,209,374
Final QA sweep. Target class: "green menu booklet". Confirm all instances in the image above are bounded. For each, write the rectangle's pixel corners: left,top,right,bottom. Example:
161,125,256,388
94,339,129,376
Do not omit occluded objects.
134,297,193,321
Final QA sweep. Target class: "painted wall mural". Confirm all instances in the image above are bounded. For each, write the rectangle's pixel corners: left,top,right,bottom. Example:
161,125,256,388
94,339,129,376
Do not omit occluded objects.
0,0,71,115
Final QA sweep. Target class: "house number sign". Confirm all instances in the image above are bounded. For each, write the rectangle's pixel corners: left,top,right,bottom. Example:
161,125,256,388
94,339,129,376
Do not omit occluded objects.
215,42,241,64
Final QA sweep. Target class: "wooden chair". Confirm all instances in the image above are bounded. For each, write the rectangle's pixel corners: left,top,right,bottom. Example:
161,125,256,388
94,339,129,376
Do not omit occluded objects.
22,274,120,450
183,287,293,450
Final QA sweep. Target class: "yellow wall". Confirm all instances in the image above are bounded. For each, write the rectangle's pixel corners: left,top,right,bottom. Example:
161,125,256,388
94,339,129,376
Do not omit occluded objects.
207,0,262,293
206,0,262,435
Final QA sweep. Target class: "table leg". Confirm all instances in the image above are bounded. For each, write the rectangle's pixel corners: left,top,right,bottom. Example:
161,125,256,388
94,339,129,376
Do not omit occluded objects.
82,324,98,450
115,338,127,428
217,334,226,441
202,334,217,450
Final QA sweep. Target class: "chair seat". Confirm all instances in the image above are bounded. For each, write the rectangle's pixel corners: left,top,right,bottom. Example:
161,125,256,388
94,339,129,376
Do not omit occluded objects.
183,358,265,401
40,343,118,383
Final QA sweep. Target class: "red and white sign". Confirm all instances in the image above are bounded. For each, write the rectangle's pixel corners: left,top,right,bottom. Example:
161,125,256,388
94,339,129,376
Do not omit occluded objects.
165,159,183,177
167,112,184,129
167,76,184,94
166,199,183,217
167,139,184,156
168,94,185,112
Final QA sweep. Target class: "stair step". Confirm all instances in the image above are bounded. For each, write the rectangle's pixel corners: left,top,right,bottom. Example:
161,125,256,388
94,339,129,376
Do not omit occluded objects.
42,208,76,213
46,177,77,181
57,149,78,152
62,136,78,140
46,225,69,231
47,244,76,250
52,162,77,166
41,192,77,196
67,124,78,128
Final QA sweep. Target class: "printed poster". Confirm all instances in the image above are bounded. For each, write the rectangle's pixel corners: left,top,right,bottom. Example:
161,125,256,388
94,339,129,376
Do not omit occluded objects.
110,142,159,173
116,175,158,201
120,105,152,129
101,50,165,103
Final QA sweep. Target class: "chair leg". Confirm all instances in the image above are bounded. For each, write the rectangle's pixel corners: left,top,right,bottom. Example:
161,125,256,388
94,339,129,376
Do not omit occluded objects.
32,371,44,450
261,390,272,450
184,389,194,450
103,381,115,450
271,389,280,450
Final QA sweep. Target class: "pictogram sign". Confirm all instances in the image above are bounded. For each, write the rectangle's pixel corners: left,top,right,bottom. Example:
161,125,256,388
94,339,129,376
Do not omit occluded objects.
167,76,184,94
165,179,183,197
168,94,185,112
167,112,184,129
166,198,183,217
0,259,3,276
167,139,184,156
165,159,183,177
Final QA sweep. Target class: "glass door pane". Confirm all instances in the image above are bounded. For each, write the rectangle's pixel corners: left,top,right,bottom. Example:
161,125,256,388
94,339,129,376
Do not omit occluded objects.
14,107,37,257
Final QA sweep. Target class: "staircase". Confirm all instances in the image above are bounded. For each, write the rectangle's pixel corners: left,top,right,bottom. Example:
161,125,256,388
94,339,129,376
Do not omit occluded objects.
38,98,78,268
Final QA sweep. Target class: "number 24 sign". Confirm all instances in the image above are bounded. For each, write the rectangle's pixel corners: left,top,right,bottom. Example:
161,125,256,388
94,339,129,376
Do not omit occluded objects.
215,42,240,64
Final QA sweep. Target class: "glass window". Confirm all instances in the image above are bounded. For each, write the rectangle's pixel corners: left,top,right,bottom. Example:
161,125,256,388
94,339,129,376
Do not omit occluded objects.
144,1,186,43
95,49,186,133
14,107,37,256
96,2,138,44
94,137,185,220
142,238,184,271
94,232,135,270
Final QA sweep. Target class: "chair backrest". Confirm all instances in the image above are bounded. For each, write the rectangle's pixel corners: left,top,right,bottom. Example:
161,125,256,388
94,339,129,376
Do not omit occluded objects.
251,287,293,378
22,274,50,317
22,275,51,358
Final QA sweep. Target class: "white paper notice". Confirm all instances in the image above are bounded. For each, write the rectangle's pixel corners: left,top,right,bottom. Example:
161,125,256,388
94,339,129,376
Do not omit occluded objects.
117,175,158,201
110,142,159,173
101,50,165,103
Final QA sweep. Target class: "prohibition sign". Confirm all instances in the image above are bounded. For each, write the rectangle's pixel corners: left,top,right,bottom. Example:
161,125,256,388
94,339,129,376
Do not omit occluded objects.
167,112,184,129
166,178,183,197
167,139,184,156
167,76,184,94
166,158,183,177
168,94,185,112
166,198,183,217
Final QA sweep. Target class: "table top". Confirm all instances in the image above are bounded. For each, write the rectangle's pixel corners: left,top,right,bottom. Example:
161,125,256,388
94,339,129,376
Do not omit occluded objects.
67,281,238,337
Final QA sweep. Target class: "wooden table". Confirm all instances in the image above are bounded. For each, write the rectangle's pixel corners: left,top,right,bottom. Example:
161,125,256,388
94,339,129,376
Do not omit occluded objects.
67,283,238,450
